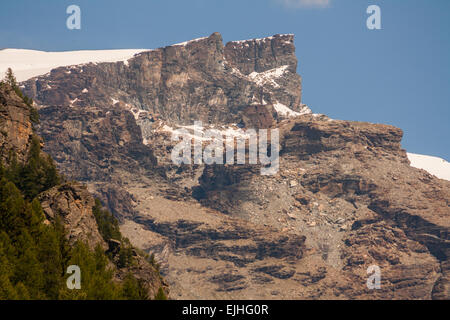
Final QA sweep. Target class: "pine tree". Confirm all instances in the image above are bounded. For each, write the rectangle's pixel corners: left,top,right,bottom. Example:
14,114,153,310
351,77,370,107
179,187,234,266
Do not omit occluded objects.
14,282,30,300
120,273,149,300
13,230,45,299
37,224,64,299
92,199,121,242
0,244,18,299
7,135,60,200
4,68,17,88
0,163,5,180
3,68,39,123
43,154,60,189
0,179,27,236
63,242,121,300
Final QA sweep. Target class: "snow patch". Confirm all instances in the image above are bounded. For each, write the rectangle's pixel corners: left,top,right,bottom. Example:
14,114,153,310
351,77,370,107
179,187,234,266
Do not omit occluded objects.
248,65,289,88
273,102,300,117
407,153,450,181
69,98,78,106
172,37,208,47
274,102,311,118
161,124,254,142
229,34,294,45
230,67,245,78
0,48,150,82
126,104,148,121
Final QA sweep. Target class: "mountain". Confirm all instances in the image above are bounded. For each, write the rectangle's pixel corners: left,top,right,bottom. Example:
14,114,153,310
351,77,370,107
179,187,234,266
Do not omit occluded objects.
3,32,449,299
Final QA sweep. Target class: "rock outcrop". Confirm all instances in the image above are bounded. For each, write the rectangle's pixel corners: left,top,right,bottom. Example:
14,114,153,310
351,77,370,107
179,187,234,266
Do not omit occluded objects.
39,182,107,250
0,83,34,165
37,104,156,182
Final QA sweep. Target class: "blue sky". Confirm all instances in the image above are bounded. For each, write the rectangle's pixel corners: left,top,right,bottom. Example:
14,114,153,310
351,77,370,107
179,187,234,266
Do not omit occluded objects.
1,0,449,160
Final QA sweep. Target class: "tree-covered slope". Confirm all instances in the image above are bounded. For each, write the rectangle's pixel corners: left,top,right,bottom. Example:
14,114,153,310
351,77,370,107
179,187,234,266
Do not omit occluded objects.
0,70,168,300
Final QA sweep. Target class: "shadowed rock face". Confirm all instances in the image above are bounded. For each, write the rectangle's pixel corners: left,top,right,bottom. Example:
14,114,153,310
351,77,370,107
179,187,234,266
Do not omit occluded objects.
36,104,156,182
17,33,450,299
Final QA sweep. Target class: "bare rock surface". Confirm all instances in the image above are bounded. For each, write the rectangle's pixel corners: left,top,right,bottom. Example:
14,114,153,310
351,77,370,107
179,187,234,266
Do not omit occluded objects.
0,83,34,165
39,182,107,250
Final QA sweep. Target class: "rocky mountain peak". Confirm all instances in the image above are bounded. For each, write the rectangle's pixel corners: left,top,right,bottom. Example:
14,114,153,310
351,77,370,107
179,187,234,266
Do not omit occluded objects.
22,33,303,130
225,33,298,75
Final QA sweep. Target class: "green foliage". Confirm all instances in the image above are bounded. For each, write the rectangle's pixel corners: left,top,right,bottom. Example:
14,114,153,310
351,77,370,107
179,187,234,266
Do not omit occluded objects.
92,199,136,269
116,245,133,268
120,273,149,300
58,242,120,300
0,242,18,299
58,242,153,300
5,135,60,200
0,151,151,300
0,179,64,299
154,287,168,300
4,68,17,88
92,199,122,242
0,175,150,299
37,220,64,298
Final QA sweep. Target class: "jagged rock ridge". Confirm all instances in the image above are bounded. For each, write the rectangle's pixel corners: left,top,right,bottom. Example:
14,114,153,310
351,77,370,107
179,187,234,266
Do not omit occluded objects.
23,32,306,129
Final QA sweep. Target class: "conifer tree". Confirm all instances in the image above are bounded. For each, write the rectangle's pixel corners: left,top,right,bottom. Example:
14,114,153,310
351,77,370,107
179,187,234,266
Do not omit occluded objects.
4,68,17,88
0,245,18,299
3,68,39,123
120,273,149,300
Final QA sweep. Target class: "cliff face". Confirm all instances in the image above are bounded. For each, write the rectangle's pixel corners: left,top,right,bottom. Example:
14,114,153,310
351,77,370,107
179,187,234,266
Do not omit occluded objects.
0,83,34,165
37,104,156,182
16,33,450,299
224,34,299,75
21,32,304,183
22,33,304,128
